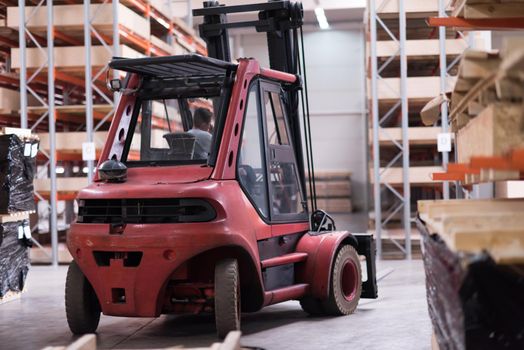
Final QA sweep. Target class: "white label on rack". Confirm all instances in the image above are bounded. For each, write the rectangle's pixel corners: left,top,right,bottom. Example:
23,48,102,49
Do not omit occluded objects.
82,142,96,161
24,143,31,156
31,143,38,158
23,225,31,239
437,133,452,153
18,226,24,239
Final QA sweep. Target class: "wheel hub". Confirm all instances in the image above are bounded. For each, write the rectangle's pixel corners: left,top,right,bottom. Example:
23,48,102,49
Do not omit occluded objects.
341,259,358,301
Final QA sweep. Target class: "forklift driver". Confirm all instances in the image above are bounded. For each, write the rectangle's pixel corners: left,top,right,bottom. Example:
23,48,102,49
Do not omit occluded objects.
188,107,213,159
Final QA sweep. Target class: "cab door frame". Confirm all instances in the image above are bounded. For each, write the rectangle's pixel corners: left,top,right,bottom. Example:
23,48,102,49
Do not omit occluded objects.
259,80,308,226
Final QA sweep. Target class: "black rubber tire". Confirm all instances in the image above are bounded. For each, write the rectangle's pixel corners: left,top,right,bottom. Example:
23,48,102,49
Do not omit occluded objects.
214,259,241,339
321,245,362,316
65,261,101,334
299,296,324,316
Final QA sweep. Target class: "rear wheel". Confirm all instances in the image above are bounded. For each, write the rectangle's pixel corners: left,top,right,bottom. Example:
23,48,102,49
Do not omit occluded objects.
65,261,101,334
214,259,241,339
321,245,362,316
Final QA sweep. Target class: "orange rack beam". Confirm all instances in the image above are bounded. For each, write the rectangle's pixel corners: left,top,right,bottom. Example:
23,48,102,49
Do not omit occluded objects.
432,148,524,182
427,17,524,30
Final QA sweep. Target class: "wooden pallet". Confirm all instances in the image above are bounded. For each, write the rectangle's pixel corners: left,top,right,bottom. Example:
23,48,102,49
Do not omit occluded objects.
0,290,24,305
0,210,34,223
418,198,524,264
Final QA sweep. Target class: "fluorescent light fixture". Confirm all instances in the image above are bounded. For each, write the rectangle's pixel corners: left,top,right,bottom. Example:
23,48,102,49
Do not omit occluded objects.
314,7,330,30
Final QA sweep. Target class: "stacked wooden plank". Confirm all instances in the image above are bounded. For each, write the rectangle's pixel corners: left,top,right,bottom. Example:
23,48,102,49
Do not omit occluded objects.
311,172,352,213
418,199,524,349
436,37,524,185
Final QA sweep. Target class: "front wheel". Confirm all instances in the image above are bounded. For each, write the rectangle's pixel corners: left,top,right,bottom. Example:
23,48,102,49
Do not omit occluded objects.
65,261,101,334
321,245,362,315
214,259,241,339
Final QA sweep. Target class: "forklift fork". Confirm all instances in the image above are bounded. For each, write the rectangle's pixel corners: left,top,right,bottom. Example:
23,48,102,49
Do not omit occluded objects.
355,234,378,299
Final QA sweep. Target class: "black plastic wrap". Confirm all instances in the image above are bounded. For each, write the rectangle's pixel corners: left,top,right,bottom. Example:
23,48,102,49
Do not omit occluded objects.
417,217,524,350
0,220,30,298
0,135,36,214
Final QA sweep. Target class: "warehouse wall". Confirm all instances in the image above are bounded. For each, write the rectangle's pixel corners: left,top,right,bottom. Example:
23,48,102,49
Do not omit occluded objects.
233,29,368,211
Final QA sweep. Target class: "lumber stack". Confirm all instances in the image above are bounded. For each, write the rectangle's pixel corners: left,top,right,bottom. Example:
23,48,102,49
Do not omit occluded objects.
430,37,524,186
311,172,352,213
418,199,524,349
0,128,38,302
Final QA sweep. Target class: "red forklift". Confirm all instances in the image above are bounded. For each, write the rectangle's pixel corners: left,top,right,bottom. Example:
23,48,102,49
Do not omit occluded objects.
65,0,377,338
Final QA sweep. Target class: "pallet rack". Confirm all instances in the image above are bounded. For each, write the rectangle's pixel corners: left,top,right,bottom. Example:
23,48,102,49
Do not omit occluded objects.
0,0,204,265
368,0,471,259
419,2,524,348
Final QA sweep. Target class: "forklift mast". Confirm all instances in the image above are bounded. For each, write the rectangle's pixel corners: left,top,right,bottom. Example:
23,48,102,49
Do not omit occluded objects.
193,0,313,210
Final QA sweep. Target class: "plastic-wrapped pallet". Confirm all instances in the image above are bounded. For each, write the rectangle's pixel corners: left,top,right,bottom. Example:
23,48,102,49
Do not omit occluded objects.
0,220,31,298
0,134,37,213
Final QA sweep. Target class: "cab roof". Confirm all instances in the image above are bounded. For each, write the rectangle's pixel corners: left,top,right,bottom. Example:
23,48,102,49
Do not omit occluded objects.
109,54,237,80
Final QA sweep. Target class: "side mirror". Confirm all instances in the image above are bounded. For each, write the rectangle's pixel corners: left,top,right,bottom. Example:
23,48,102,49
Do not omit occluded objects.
98,159,127,183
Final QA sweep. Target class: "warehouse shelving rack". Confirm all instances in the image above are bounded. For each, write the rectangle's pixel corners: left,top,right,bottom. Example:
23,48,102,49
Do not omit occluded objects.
18,0,59,266
369,0,411,259
368,0,469,259
9,0,205,266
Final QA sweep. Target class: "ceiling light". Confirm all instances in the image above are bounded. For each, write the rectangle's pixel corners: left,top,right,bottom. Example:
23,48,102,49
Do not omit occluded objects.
314,7,330,30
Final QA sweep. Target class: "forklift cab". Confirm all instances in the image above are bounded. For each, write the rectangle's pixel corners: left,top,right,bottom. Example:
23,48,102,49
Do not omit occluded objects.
105,55,308,225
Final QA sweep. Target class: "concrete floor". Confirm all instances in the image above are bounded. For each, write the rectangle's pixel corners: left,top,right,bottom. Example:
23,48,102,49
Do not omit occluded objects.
0,259,431,350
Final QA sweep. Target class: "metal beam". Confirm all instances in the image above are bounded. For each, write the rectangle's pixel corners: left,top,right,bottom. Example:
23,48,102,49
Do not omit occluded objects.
47,0,58,267
84,0,94,183
439,0,450,200
18,0,27,129
369,0,411,259
399,0,411,259
369,0,382,259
